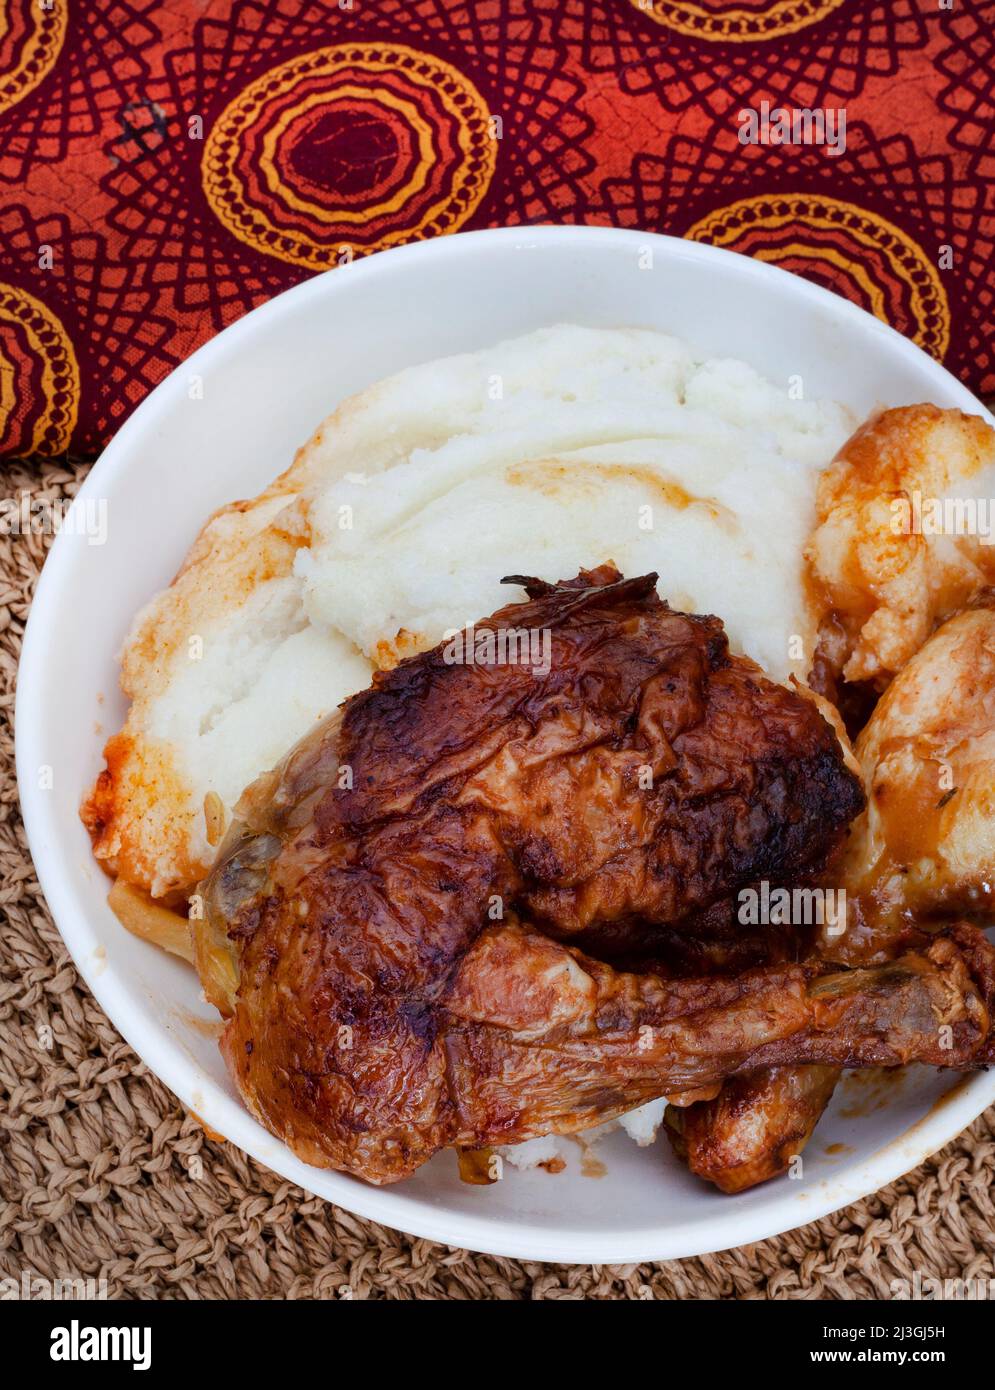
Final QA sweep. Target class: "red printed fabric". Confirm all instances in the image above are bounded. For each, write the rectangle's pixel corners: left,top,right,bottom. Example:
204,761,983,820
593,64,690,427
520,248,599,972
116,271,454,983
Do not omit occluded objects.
1,0,993,458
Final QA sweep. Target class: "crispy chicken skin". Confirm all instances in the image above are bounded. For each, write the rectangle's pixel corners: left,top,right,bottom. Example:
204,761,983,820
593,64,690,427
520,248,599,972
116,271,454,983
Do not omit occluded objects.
208,564,866,942
198,565,995,1185
807,405,995,689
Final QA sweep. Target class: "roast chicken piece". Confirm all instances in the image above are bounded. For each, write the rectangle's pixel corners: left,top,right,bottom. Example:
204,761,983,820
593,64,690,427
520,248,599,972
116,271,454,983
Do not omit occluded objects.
201,564,866,953
807,405,995,689
190,566,995,1184
830,597,995,961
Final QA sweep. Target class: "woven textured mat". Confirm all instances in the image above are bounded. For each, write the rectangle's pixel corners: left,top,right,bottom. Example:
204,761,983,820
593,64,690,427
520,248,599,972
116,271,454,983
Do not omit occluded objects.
3,460,995,1300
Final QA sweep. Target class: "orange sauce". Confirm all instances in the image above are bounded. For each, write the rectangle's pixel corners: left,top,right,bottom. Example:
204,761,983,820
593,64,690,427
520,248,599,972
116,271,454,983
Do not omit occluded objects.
175,1007,224,1041
457,1148,498,1185
569,1135,608,1178
187,1110,226,1143
838,1068,906,1119
505,459,731,527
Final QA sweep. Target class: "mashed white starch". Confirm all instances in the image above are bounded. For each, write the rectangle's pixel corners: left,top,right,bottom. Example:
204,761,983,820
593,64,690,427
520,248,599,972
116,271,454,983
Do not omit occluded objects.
296,325,852,683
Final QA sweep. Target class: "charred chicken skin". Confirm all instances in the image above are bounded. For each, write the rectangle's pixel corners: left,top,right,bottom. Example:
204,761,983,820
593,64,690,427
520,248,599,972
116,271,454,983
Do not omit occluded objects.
196,567,995,1185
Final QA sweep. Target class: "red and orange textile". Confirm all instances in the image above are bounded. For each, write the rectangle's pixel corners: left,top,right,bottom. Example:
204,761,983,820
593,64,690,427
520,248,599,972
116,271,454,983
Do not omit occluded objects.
1,0,993,457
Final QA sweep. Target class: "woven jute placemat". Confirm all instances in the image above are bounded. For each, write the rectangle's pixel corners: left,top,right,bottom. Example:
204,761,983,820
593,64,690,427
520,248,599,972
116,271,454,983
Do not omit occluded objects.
3,459,995,1301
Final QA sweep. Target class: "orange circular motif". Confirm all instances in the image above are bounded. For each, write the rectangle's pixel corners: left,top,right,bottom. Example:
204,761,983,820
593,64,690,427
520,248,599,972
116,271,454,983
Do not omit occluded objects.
0,282,80,456
0,0,66,118
629,0,848,43
687,194,950,359
202,43,497,270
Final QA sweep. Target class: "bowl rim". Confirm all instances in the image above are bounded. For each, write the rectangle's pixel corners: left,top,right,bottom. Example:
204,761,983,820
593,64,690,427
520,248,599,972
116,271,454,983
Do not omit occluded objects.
16,223,995,1265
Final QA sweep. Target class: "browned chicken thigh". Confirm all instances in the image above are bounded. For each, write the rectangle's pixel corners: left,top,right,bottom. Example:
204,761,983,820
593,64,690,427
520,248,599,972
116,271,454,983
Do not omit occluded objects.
195,567,995,1185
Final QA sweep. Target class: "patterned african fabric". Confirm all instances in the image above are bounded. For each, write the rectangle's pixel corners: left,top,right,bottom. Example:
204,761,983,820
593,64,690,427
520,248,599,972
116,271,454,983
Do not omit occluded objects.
0,0,993,457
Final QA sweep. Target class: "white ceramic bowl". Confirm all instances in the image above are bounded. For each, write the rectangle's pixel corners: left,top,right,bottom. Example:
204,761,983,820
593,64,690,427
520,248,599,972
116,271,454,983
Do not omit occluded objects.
16,226,995,1265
